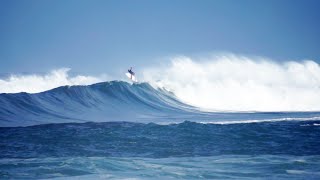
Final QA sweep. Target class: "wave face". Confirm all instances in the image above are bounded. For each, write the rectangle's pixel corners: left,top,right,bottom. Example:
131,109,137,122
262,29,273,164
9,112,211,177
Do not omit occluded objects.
0,81,199,127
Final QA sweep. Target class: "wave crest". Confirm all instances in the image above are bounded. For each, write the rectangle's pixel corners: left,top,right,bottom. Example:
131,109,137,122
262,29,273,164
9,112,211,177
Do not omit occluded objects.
142,54,320,111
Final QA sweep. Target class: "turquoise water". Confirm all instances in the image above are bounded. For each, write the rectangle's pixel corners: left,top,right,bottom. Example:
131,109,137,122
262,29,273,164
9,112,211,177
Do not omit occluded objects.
2,155,320,179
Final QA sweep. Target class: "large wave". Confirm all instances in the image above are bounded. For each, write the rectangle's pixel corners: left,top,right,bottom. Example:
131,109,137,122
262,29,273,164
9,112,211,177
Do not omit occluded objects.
142,54,320,111
1,80,320,127
1,54,320,112
1,54,320,127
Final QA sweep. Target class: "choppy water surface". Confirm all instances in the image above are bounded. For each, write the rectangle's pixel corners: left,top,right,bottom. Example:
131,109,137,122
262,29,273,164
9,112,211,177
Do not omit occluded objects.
1,82,320,179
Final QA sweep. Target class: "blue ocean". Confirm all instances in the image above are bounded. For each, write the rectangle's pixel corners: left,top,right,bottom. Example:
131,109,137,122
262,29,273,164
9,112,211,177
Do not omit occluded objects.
1,81,320,179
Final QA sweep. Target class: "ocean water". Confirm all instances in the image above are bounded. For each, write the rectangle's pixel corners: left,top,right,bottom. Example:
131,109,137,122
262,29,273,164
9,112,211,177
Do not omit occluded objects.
1,81,320,179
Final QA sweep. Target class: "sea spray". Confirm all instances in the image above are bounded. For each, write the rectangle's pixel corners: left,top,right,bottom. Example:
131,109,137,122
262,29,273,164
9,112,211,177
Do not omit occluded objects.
142,54,320,111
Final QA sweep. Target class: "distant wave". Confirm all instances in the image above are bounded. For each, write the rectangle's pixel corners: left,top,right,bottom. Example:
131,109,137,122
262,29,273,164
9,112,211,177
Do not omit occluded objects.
0,68,106,93
142,54,320,111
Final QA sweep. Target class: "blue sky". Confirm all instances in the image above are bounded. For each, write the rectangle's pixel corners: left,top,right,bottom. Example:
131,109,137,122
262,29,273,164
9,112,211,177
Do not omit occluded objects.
1,0,320,75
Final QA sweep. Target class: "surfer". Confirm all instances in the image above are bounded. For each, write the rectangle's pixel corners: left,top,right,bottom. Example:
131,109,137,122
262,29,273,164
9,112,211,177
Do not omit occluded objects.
126,67,137,82
128,67,135,77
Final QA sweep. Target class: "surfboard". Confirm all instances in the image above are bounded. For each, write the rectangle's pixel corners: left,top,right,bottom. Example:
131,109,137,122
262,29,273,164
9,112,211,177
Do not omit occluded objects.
125,72,137,82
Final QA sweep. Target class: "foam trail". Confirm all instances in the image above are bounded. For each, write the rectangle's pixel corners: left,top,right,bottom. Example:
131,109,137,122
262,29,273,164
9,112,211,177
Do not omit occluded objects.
142,54,320,112
203,116,320,125
0,68,106,93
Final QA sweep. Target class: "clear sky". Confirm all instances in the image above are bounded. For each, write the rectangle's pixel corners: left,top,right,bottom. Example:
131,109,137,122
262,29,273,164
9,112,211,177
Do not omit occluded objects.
1,0,320,75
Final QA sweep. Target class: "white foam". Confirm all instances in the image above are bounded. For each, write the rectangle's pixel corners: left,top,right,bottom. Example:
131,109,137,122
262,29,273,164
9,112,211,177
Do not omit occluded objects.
201,116,320,125
0,68,107,93
142,54,320,111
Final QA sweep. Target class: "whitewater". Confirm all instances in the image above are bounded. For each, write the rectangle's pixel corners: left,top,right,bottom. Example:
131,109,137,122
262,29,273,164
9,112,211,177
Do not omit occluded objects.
1,55,320,179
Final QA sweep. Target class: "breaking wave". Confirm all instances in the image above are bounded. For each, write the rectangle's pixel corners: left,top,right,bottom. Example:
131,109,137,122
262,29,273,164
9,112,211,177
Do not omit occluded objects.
142,54,320,111
1,80,320,127
0,68,105,93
